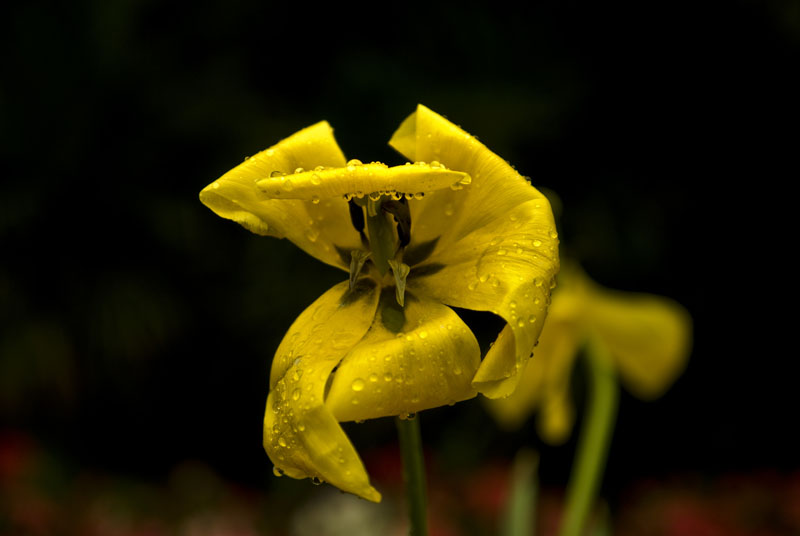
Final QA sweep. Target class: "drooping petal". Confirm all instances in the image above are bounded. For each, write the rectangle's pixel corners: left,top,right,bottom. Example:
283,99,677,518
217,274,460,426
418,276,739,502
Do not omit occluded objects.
199,122,361,270
485,316,581,445
264,280,381,502
256,162,470,200
391,105,559,398
326,289,481,422
586,285,692,400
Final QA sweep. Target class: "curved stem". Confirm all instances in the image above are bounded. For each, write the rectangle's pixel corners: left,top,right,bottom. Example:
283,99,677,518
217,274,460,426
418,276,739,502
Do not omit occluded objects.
559,339,619,536
396,415,428,536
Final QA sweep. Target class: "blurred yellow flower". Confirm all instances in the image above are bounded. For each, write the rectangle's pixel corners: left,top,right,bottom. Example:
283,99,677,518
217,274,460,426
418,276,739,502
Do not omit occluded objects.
486,261,692,444
199,105,559,501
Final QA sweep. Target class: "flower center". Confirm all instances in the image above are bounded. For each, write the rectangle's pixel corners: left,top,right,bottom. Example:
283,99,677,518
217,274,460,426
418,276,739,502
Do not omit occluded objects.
348,194,412,306
257,158,471,306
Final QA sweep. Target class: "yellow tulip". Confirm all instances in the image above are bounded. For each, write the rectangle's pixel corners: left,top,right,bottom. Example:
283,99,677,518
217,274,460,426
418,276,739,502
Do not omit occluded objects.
486,261,692,444
199,105,559,501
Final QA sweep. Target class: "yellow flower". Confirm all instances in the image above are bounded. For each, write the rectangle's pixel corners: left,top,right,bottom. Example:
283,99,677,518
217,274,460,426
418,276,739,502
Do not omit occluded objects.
486,261,692,444
199,105,559,501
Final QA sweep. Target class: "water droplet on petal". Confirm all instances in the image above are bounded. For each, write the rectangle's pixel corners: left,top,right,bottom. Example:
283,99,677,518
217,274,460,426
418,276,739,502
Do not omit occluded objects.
292,388,301,401
310,174,322,185
533,239,542,247
419,330,428,339
273,466,284,477
351,378,365,391
369,373,378,382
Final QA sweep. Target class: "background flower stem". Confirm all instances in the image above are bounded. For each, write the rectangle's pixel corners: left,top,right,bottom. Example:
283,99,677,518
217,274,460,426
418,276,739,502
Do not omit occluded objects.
396,415,428,536
559,339,619,536
502,448,540,536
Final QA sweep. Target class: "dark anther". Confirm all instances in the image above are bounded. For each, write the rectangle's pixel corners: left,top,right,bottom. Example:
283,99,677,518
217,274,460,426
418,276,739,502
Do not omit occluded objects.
382,197,411,249
348,199,365,232
348,198,368,243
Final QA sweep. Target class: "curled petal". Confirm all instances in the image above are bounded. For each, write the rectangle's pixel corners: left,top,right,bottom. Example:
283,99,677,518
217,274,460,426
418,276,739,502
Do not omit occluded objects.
326,289,481,422
408,196,558,398
256,162,470,200
485,317,580,445
390,105,559,398
200,122,361,270
586,284,693,400
264,280,381,502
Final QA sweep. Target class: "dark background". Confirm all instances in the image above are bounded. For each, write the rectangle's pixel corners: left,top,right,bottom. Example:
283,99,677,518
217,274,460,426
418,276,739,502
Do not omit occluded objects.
2,0,796,529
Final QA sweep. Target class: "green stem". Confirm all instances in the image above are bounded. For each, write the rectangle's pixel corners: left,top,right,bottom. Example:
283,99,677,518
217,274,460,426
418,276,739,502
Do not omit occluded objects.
396,415,428,536
503,449,539,536
559,339,619,536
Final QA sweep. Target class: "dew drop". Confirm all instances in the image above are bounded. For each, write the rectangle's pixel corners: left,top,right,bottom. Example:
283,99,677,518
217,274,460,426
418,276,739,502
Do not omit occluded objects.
212,182,220,189
351,378,365,392
273,466,284,477
533,239,542,247
453,366,462,375
278,437,287,447
346,159,363,167
369,373,378,383
444,203,454,216
528,315,537,324
310,174,322,185
305,228,319,242
294,167,304,174
311,195,320,204
292,388,301,401
419,330,428,339
497,249,508,256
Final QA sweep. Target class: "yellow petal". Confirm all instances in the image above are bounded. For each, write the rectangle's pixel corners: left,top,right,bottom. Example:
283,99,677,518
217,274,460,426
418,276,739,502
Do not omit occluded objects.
586,285,692,400
326,289,481,422
256,162,470,200
264,280,381,502
390,105,559,398
537,384,575,445
408,196,559,398
199,122,361,270
485,317,580,444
